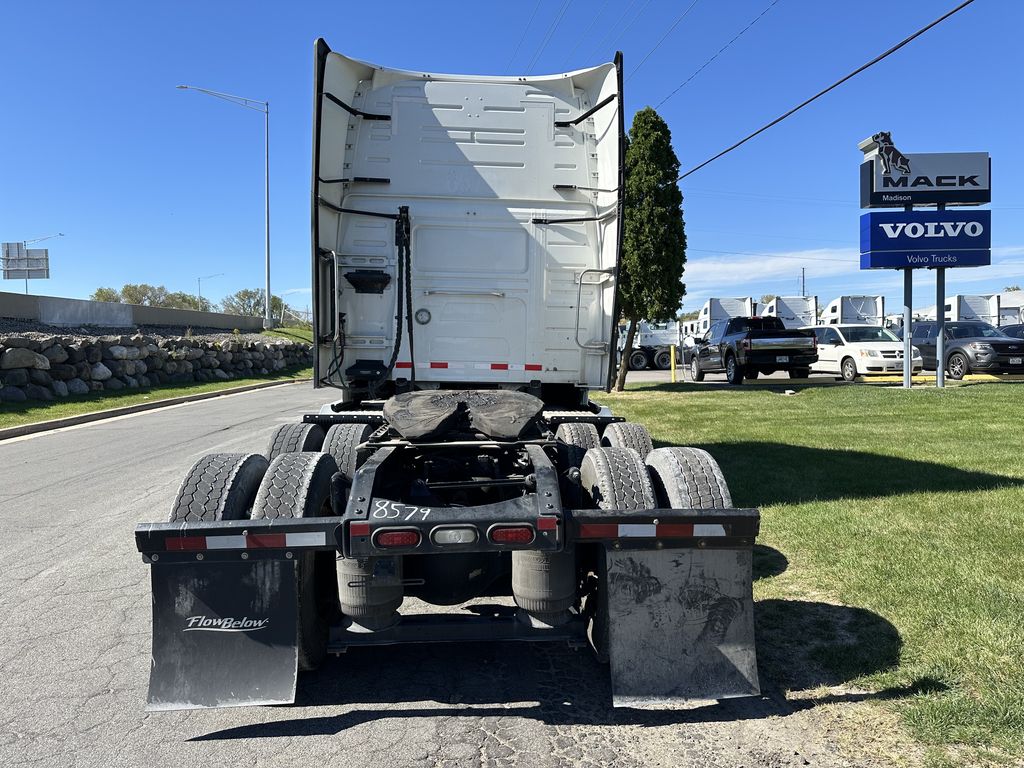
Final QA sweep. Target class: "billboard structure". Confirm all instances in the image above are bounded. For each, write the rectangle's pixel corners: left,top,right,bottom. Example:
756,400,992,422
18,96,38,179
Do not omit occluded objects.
2,242,51,280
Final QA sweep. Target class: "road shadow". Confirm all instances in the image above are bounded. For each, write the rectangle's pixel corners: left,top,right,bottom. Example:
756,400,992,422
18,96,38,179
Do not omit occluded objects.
626,379,842,395
668,442,1024,506
192,598,924,741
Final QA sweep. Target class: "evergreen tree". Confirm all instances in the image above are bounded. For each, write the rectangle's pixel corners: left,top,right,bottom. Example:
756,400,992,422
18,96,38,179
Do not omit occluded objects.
614,107,686,391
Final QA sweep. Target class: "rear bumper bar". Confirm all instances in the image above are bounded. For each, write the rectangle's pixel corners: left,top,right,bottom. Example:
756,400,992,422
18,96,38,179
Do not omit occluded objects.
136,506,760,563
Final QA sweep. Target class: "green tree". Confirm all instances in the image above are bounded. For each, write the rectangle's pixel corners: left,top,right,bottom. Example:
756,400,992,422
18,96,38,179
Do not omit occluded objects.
1004,285,1021,292
760,294,776,307
220,288,286,318
119,283,170,306
614,107,686,391
164,291,216,312
89,284,212,310
91,287,122,303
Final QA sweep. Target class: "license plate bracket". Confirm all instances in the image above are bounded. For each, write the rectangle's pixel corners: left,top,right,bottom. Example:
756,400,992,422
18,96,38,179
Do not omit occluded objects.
1010,357,1022,365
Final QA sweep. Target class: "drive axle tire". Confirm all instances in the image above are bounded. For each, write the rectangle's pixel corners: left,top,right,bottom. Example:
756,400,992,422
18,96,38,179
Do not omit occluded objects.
645,447,732,509
579,447,657,663
690,356,704,382
654,350,672,370
580,446,657,511
628,350,649,371
555,422,599,508
744,367,759,379
725,354,744,385
169,453,268,522
790,368,810,379
266,422,326,460
600,421,654,459
252,452,339,671
322,422,375,482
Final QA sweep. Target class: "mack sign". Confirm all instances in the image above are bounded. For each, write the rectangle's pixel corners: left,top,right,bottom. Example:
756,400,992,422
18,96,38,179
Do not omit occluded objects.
858,132,990,208
859,210,991,270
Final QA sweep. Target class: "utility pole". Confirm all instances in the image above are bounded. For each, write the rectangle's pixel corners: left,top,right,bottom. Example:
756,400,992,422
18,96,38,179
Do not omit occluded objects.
801,267,806,296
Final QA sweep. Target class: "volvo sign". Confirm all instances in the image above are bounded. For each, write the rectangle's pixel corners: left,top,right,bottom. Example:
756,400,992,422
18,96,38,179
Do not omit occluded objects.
860,210,991,270
858,132,990,208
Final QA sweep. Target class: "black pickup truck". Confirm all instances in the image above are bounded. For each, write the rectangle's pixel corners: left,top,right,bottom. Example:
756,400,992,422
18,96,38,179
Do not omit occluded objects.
689,316,818,384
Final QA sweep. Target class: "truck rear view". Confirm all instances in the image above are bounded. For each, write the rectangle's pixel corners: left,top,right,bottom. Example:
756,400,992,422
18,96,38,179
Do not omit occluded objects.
313,44,622,398
134,41,760,712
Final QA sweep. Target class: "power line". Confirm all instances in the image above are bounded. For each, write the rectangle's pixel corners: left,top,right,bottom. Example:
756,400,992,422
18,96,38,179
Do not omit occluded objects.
626,0,702,81
605,0,655,50
587,0,640,62
525,0,574,74
559,0,614,69
504,0,543,73
677,0,977,180
656,0,780,106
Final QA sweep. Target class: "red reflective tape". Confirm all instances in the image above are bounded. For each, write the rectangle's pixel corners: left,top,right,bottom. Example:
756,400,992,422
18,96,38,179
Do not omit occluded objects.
350,521,370,537
537,516,559,531
525,364,542,371
430,362,448,369
395,361,412,369
247,533,287,548
166,536,207,551
490,363,509,370
577,523,619,539
656,523,694,538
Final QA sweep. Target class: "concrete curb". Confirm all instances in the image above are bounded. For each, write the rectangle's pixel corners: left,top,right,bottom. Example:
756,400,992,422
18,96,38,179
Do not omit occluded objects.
0,378,311,442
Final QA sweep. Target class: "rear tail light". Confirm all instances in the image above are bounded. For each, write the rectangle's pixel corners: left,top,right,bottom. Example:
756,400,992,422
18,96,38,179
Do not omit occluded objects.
431,527,479,546
374,529,421,549
488,525,535,545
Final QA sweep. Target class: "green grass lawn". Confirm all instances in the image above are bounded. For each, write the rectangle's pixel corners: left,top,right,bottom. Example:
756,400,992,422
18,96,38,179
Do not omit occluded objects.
263,326,313,343
0,367,312,430
602,381,1023,766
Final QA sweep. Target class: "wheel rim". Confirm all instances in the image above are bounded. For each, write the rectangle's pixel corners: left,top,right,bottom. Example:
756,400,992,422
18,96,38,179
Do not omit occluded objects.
950,356,965,377
630,352,646,369
843,360,855,380
727,358,735,378
691,358,699,377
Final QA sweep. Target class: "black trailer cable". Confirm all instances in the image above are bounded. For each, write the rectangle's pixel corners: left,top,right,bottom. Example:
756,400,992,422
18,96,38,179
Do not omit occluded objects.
399,206,416,384
372,208,408,397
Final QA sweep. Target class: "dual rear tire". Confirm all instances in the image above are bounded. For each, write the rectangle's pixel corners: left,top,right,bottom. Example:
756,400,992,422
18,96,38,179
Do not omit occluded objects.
168,448,339,671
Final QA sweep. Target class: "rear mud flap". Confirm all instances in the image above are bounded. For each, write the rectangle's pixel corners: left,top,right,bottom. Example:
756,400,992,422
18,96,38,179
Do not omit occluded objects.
147,560,298,711
605,548,759,707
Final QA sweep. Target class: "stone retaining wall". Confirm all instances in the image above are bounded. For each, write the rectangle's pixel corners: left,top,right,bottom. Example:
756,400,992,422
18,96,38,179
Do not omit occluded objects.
0,333,312,404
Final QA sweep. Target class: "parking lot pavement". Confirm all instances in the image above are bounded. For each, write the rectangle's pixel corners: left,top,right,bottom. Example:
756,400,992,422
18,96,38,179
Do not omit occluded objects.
0,383,888,768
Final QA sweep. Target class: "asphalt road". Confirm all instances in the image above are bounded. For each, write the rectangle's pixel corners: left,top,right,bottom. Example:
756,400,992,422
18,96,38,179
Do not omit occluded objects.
0,383,889,768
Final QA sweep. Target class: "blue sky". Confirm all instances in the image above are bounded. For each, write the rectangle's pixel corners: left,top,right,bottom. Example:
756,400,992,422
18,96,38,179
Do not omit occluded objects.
1,0,1020,315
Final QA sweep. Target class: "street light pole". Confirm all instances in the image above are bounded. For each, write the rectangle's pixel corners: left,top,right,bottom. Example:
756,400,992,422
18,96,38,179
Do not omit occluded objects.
176,85,272,328
197,272,225,308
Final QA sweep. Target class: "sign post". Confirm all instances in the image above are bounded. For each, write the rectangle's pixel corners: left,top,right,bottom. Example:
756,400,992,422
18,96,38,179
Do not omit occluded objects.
858,133,991,388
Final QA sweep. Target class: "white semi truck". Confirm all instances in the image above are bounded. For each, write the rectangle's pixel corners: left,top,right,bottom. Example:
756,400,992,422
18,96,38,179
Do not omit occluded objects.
762,296,819,329
135,42,759,712
937,294,1001,325
618,320,681,370
821,295,885,326
697,297,755,334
